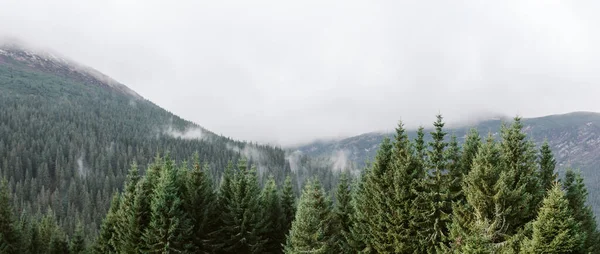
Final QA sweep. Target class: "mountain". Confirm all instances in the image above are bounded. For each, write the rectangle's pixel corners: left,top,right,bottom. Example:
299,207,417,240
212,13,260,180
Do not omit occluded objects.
294,112,600,215
0,43,341,239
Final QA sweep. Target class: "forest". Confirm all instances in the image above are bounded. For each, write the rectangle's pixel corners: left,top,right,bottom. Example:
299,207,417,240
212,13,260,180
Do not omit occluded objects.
1,114,598,253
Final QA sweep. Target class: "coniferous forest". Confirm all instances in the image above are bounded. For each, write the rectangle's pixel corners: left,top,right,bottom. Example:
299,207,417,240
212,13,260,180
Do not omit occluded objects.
1,113,598,253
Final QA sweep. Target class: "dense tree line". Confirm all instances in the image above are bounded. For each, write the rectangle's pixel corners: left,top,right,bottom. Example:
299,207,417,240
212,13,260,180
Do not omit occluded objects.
286,115,599,253
0,62,343,241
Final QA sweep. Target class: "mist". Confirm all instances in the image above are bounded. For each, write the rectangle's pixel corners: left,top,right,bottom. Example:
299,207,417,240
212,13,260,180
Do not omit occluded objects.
2,0,600,146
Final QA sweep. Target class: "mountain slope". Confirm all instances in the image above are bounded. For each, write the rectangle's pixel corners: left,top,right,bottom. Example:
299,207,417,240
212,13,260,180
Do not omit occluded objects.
0,44,341,238
294,112,600,215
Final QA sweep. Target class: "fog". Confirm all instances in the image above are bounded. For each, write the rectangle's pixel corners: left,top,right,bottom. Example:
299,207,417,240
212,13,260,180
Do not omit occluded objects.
2,0,600,146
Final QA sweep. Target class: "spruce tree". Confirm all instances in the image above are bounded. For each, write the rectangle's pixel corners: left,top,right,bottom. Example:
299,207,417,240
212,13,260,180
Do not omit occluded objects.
185,158,218,253
414,114,452,253
538,140,557,193
280,175,296,242
93,192,120,254
69,220,86,254
216,159,267,253
351,136,395,253
449,134,503,251
143,159,193,253
284,179,333,254
460,128,481,175
498,117,542,232
446,134,464,203
0,178,20,254
389,121,421,252
113,162,141,253
563,168,599,253
331,172,353,253
521,183,584,253
260,175,284,254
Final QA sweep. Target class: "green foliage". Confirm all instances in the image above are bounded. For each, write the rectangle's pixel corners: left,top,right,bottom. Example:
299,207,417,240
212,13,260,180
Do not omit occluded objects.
331,172,353,253
260,175,284,253
284,179,333,254
216,158,267,253
498,117,543,234
521,183,584,253
414,114,452,253
143,159,193,253
538,140,558,193
70,221,87,254
184,157,218,252
0,178,20,254
564,168,600,253
351,137,395,252
281,175,296,241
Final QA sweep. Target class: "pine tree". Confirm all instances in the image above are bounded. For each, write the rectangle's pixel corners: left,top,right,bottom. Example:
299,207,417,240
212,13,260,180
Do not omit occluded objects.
284,179,333,254
93,192,120,253
113,162,141,253
280,175,296,242
454,218,495,254
388,121,421,253
49,230,70,254
351,136,395,253
521,183,584,253
538,140,557,193
414,114,452,253
216,159,267,253
460,128,481,175
331,172,353,253
0,178,20,254
563,168,599,253
449,134,503,251
185,158,218,253
260,175,284,254
446,134,464,203
143,158,193,253
498,117,542,232
69,220,86,254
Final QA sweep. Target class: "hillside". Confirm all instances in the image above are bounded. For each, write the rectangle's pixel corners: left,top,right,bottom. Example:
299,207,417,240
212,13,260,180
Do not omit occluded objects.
294,112,600,214
0,44,341,238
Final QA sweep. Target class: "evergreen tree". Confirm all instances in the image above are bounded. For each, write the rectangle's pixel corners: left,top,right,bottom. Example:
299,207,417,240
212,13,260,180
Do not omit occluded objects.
113,162,141,253
185,158,218,253
449,134,503,251
414,114,452,253
143,158,193,253
351,136,395,253
216,159,267,253
49,230,70,254
70,221,86,254
93,192,120,253
389,121,421,253
284,179,333,254
460,128,481,175
331,172,353,253
260,175,284,254
498,117,542,232
280,175,296,242
564,168,599,253
521,183,584,253
453,218,495,254
0,178,20,254
446,134,464,203
538,140,557,193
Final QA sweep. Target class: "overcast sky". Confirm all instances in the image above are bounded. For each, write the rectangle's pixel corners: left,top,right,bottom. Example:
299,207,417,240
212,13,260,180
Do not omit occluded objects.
1,0,600,146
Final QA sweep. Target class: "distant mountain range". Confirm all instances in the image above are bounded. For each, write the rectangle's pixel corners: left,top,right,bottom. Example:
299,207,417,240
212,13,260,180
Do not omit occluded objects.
293,111,600,214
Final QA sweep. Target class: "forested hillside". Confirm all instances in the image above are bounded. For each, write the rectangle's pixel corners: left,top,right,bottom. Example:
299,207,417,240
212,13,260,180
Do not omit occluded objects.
2,114,596,253
295,112,600,215
0,45,343,245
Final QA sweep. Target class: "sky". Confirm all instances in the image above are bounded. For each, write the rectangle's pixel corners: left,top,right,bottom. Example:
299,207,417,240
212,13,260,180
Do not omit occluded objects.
1,0,600,146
